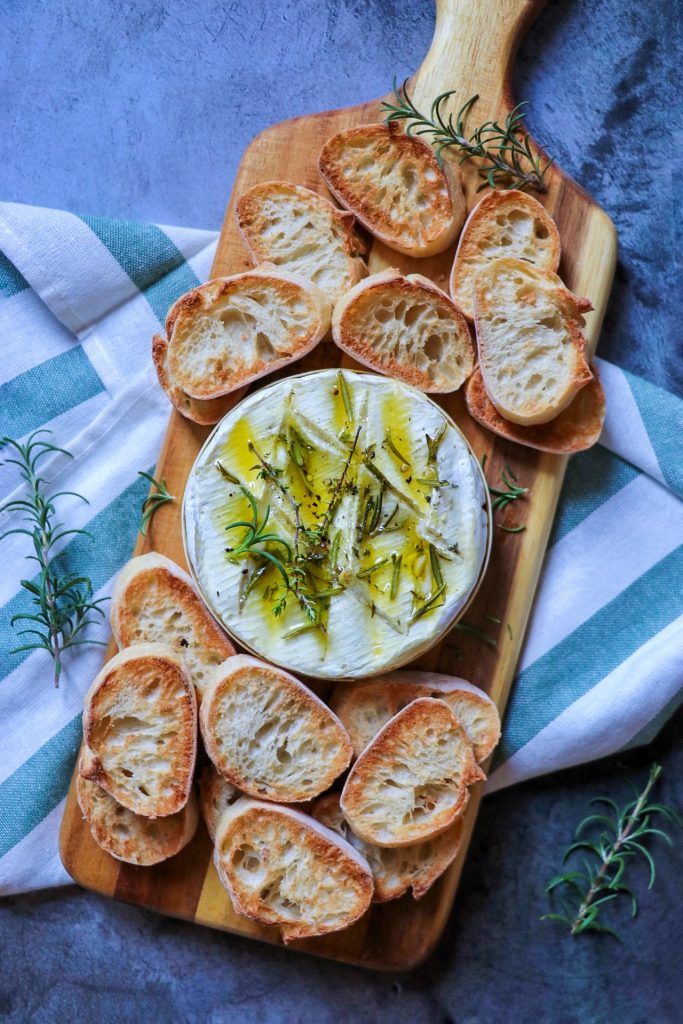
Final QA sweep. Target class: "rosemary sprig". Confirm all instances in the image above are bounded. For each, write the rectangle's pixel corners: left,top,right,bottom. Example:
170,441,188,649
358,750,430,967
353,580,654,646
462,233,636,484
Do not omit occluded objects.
390,553,402,599
481,454,528,536
382,79,552,193
0,430,107,687
384,431,411,469
138,471,176,536
453,621,498,649
543,764,679,939
336,371,354,423
409,583,446,624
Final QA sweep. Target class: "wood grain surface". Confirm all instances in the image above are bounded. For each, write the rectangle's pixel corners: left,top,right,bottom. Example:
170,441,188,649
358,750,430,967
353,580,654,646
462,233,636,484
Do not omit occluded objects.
59,0,617,970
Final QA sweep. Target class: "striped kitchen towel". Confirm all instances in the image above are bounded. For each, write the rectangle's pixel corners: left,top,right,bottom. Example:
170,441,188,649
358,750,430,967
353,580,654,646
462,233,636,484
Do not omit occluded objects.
0,202,680,894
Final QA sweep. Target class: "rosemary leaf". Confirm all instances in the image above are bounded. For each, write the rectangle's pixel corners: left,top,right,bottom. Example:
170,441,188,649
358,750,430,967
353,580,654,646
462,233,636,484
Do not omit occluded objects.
138,471,176,536
390,553,402,600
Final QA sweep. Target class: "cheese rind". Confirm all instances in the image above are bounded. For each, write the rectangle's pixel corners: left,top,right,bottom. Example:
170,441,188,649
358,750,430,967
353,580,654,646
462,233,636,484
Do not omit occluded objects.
183,369,489,679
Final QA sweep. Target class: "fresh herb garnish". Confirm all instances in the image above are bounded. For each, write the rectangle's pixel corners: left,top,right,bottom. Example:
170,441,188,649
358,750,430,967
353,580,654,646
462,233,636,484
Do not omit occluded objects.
409,583,446,624
337,371,354,423
138,471,176,536
0,431,107,687
384,431,411,469
543,764,679,939
382,79,552,193
453,621,498,649
390,553,402,599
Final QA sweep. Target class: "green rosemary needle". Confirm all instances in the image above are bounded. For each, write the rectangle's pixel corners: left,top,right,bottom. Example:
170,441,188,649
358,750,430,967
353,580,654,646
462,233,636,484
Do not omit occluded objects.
337,371,354,423
390,553,402,600
138,471,176,536
453,621,498,649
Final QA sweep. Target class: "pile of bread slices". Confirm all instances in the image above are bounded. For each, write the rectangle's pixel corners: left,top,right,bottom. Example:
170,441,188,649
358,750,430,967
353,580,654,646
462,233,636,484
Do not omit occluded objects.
152,120,605,453
78,553,500,941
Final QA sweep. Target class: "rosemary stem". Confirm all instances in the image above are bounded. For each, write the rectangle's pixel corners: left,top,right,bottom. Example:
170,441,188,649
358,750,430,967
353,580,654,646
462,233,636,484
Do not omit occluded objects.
570,765,662,934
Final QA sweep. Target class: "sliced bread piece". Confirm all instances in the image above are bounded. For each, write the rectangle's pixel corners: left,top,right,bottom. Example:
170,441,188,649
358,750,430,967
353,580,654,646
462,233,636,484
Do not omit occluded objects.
153,266,331,423
465,365,606,453
77,769,198,866
312,792,463,902
332,268,475,392
214,797,374,940
236,181,367,304
80,643,197,817
198,765,240,842
340,697,484,847
331,672,500,763
318,122,466,257
474,257,593,425
110,552,235,701
450,189,560,320
199,654,352,803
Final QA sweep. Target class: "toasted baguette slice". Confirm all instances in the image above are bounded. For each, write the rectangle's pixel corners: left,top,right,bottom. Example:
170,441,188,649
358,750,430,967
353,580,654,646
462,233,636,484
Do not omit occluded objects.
152,335,237,425
332,269,475,392
465,365,606,453
236,181,367,304
199,654,352,803
450,190,560,320
214,797,373,941
77,769,198,865
340,698,484,847
474,258,593,425
153,267,331,422
331,672,500,763
110,553,234,702
80,643,197,817
312,792,463,903
198,766,240,843
318,123,466,257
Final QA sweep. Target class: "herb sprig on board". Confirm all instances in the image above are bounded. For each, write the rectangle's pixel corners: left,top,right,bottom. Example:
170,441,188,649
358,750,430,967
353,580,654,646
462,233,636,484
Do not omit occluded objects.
543,763,679,938
481,454,528,533
138,471,176,536
382,80,552,193
0,431,107,687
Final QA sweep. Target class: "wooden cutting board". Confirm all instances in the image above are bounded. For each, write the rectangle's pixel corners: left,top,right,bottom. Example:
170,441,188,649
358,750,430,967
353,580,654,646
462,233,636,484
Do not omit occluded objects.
59,0,616,970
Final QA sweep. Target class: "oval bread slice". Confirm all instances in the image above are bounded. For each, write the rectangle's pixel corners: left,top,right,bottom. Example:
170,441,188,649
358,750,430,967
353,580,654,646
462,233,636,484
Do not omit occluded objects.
318,123,466,258
331,672,500,763
450,189,560,320
77,770,199,865
465,364,606,453
236,181,367,304
312,792,464,903
332,268,475,392
199,654,353,803
340,697,484,847
198,765,240,843
153,266,331,416
80,643,197,817
110,553,235,702
214,797,374,941
474,257,593,425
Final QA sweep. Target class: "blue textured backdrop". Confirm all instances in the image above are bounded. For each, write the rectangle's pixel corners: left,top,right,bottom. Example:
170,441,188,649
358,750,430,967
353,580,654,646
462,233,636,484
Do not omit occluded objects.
1,1,680,1021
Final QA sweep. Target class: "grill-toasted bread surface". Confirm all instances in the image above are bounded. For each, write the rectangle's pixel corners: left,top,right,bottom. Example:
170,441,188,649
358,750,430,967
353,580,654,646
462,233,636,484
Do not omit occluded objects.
331,672,500,763
318,123,466,257
153,267,331,423
332,269,475,392
77,770,198,865
474,257,593,425
214,798,374,941
312,792,464,903
111,553,234,702
465,365,606,453
450,190,560,320
236,181,367,304
80,643,197,817
199,655,352,803
340,697,484,847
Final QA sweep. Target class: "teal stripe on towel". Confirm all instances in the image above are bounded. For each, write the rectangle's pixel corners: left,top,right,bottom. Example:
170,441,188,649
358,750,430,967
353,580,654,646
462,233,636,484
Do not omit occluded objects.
79,216,200,323
496,545,683,765
550,446,639,546
0,347,104,439
625,369,683,500
0,472,149,683
0,715,81,858
0,251,29,299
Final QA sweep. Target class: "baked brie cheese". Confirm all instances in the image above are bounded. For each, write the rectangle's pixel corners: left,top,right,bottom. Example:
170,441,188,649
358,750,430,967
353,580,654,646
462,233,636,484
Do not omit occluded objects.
183,369,489,679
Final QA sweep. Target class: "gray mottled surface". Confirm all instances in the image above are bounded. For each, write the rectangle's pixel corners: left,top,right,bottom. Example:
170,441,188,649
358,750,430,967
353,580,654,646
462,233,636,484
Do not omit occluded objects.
1,1,681,1021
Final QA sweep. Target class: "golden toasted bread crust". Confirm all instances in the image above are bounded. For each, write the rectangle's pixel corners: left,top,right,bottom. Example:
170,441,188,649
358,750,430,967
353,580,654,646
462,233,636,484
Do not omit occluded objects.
319,122,465,257
450,189,561,320
76,771,198,865
465,365,606,453
198,766,240,842
214,799,374,941
331,269,475,393
340,698,485,847
81,645,197,817
152,332,237,425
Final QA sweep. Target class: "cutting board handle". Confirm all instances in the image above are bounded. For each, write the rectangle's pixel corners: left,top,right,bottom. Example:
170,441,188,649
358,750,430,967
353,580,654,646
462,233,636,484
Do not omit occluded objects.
412,0,546,113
